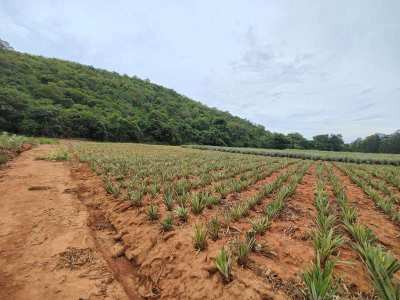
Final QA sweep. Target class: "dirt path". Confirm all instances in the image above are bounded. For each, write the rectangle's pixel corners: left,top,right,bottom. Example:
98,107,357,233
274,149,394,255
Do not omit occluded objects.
0,145,129,300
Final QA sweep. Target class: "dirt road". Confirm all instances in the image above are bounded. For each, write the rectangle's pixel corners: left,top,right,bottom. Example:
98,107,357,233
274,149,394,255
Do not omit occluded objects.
0,145,129,300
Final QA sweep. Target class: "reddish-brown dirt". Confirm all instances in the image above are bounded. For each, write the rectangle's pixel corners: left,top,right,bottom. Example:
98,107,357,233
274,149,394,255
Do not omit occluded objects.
0,145,129,300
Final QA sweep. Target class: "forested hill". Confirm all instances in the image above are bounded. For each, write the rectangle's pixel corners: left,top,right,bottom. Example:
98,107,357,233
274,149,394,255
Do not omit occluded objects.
0,48,271,146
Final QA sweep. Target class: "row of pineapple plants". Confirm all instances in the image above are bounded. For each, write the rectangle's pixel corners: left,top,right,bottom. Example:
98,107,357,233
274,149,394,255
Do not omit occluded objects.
350,165,399,204
124,158,281,206
303,163,344,299
202,162,311,284
96,147,281,203
224,162,302,226
76,142,267,190
359,164,400,192
336,163,400,224
148,160,296,232
185,145,400,166
107,157,271,199
327,164,400,300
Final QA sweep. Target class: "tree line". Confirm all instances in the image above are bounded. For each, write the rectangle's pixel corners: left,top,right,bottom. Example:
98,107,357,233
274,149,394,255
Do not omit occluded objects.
0,48,398,153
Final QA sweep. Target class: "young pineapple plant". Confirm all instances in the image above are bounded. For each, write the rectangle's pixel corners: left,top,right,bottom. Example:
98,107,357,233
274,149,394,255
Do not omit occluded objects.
163,190,174,211
303,255,337,300
148,183,160,198
177,192,189,207
312,229,344,265
191,193,206,215
175,206,189,222
160,214,174,231
234,239,252,267
355,243,400,300
229,202,249,221
147,204,159,221
204,193,220,208
250,216,270,235
104,177,121,197
207,216,221,241
128,187,144,207
193,223,207,251
345,222,376,245
215,247,232,283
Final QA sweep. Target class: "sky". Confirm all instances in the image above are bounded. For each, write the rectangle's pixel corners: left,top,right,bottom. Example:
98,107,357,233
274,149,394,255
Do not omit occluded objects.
1,0,399,142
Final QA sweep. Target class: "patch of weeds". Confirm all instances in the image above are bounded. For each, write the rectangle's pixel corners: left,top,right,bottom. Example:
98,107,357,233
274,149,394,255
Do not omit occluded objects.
39,147,70,161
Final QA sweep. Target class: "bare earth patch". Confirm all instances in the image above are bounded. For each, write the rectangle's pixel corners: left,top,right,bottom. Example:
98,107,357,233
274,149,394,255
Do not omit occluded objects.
0,145,129,300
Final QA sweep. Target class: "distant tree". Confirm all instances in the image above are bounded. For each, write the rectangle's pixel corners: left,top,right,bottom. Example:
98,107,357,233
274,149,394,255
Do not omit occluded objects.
0,87,28,132
312,134,331,151
267,133,290,149
312,134,344,151
329,134,344,151
378,132,400,154
361,134,381,153
287,132,310,149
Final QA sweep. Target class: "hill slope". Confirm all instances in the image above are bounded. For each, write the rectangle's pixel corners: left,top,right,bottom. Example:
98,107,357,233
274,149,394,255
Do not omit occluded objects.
0,49,271,146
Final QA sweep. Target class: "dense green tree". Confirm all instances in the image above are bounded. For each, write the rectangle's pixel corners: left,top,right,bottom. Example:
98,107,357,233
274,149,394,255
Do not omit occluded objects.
349,132,400,154
287,132,311,149
312,134,344,151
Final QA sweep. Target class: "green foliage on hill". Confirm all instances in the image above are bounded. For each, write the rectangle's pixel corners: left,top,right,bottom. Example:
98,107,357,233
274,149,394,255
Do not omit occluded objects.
0,49,275,147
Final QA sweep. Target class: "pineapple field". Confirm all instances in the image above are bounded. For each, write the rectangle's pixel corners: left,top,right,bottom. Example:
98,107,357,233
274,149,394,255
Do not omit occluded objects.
64,141,400,299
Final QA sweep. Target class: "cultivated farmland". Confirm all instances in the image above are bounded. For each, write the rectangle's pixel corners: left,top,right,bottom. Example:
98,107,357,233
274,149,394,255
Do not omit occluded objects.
66,141,400,299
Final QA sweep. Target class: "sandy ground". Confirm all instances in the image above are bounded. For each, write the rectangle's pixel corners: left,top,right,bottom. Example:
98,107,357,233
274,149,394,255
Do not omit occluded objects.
0,145,129,300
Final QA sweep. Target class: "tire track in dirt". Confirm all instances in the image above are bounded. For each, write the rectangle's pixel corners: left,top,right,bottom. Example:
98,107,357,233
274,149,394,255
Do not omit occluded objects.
0,145,129,300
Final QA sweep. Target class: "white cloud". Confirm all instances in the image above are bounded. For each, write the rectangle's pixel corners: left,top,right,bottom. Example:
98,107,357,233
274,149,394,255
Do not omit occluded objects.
1,0,399,142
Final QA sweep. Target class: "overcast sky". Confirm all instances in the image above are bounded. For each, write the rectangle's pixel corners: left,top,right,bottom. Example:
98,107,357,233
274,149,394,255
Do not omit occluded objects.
1,0,399,142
